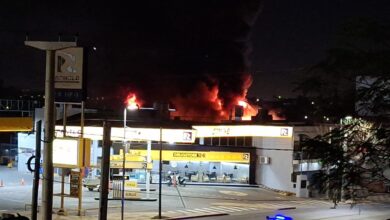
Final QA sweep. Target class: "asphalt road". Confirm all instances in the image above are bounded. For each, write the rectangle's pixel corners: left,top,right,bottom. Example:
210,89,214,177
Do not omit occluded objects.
2,166,390,219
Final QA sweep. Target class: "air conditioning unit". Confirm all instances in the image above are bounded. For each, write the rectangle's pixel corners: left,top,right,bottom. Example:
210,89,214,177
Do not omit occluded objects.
259,156,270,164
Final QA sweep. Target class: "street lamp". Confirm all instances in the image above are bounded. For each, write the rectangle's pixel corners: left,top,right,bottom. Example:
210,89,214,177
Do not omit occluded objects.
121,104,139,220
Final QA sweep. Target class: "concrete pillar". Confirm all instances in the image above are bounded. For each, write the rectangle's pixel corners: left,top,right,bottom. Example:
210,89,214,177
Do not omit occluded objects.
296,174,309,198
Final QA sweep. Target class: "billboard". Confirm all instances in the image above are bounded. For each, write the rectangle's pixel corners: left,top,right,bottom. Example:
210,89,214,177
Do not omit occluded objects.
53,138,91,168
54,47,85,102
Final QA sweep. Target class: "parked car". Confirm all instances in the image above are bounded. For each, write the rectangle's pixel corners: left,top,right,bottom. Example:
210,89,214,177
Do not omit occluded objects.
83,178,101,191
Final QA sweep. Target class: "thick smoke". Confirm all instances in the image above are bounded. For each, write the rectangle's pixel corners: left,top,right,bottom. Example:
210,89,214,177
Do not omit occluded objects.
109,1,264,119
167,1,263,121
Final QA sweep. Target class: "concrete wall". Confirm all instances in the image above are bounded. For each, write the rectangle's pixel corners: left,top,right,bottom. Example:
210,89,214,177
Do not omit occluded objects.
254,136,294,192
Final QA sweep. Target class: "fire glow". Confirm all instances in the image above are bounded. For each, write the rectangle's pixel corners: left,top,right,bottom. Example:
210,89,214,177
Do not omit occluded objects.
125,93,141,110
171,74,258,122
237,99,258,121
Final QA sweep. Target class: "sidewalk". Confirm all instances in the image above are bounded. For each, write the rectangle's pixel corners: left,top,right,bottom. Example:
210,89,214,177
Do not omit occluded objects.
1,209,228,220
366,192,390,203
288,203,390,220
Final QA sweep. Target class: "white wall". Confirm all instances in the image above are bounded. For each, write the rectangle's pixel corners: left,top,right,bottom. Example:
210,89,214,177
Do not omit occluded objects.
17,133,36,171
254,136,294,192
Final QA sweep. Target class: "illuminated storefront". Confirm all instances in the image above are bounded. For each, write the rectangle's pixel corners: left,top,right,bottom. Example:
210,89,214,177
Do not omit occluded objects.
109,149,251,184
17,124,292,186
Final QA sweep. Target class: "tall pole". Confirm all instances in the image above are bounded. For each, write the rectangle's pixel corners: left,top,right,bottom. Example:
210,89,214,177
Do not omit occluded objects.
158,127,163,219
24,40,77,220
78,101,85,216
31,120,42,220
58,104,67,215
146,140,151,199
42,50,55,220
99,121,111,220
121,108,127,220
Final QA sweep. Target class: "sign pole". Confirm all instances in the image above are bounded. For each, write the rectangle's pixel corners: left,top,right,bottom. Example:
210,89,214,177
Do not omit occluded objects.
78,101,85,216
42,49,55,220
25,40,77,220
58,103,67,215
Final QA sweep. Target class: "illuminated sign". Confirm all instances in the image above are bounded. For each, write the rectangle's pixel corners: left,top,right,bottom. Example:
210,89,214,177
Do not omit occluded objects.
110,161,153,169
54,125,292,142
55,126,196,143
54,47,85,102
53,138,91,168
192,125,293,138
116,150,250,163
55,47,83,90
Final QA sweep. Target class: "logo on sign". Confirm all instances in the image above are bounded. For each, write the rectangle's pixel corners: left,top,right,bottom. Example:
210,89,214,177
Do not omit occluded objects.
54,47,83,90
280,128,289,136
183,132,192,141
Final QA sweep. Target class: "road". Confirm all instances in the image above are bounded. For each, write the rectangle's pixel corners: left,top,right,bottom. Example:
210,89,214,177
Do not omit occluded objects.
199,203,390,220
1,166,390,219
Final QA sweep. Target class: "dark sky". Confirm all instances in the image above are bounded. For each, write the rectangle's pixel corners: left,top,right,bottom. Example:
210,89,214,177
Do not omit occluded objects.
1,0,390,101
250,0,390,98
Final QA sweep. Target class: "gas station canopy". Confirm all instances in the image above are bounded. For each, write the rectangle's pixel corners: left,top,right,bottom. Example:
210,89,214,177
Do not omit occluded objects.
0,117,33,132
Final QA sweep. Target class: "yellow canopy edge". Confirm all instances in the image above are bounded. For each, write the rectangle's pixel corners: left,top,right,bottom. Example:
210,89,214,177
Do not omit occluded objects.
0,117,33,132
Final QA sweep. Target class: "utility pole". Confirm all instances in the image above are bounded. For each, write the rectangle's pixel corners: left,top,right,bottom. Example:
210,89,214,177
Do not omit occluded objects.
99,121,111,220
25,41,76,220
31,121,42,220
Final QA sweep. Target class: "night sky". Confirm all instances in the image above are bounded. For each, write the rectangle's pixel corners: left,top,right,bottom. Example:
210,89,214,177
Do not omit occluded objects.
1,0,390,102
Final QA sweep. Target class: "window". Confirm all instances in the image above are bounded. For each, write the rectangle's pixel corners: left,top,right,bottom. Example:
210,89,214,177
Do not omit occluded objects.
301,180,307,188
244,137,252,147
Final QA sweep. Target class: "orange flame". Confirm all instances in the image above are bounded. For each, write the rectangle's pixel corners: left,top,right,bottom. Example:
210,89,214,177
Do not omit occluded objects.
237,99,258,121
170,74,259,122
125,93,141,110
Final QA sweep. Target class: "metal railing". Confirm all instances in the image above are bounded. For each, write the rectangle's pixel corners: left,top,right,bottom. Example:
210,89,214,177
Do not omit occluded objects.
0,99,43,116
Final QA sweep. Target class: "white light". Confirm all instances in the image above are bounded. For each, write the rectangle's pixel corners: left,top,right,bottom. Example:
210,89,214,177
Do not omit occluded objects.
93,46,97,50
127,104,139,110
311,101,315,105
304,115,308,119
53,139,79,166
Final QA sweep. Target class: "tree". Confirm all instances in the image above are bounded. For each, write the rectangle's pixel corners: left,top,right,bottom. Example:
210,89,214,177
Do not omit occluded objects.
303,117,390,205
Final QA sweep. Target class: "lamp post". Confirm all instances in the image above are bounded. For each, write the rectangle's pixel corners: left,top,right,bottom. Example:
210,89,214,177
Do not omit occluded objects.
158,127,163,218
121,104,139,220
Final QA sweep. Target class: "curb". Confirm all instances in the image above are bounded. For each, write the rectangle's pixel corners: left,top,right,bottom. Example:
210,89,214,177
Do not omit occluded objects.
167,213,229,220
180,183,259,188
277,207,296,210
95,197,157,201
259,184,295,196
